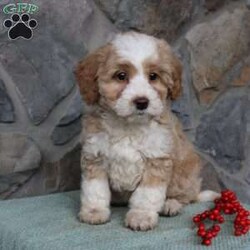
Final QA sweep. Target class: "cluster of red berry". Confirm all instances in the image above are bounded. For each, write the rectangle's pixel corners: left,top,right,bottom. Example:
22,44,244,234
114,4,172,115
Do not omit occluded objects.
192,190,250,246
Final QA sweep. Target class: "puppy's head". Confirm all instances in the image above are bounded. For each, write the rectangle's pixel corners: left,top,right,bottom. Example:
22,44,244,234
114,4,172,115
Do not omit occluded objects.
75,32,182,118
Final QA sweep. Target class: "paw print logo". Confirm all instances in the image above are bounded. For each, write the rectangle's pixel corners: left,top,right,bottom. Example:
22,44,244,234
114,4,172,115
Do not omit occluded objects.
3,13,37,40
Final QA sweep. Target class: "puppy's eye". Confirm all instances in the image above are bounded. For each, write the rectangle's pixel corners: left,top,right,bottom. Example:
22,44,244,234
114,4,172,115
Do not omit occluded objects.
149,73,158,81
116,72,128,82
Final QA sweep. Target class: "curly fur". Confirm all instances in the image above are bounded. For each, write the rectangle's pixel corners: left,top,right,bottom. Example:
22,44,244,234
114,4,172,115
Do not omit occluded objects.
75,32,215,231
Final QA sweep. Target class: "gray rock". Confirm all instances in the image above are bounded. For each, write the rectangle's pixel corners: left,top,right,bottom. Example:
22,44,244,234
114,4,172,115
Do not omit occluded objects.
246,0,250,9
40,0,116,54
7,145,81,199
171,42,195,130
171,100,192,130
204,0,225,11
244,96,250,185
196,88,249,174
95,0,193,42
56,144,81,191
199,156,223,193
50,91,83,145
0,133,41,175
185,7,250,104
40,0,92,58
171,79,193,129
0,37,75,125
94,0,120,21
0,170,35,199
0,178,9,194
246,172,250,186
51,117,81,145
0,0,115,125
58,91,84,126
0,79,14,123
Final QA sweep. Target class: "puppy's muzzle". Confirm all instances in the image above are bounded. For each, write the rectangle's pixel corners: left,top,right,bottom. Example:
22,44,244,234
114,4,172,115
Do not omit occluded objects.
133,97,149,110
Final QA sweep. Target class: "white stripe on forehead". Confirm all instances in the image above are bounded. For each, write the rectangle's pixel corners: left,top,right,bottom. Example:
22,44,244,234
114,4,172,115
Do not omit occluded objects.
111,32,158,65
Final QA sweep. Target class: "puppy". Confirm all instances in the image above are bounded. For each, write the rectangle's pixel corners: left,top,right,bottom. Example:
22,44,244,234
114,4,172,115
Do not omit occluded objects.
75,32,218,231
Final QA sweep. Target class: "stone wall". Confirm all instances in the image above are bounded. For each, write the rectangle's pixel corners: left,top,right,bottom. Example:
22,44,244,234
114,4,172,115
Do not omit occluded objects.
0,0,249,203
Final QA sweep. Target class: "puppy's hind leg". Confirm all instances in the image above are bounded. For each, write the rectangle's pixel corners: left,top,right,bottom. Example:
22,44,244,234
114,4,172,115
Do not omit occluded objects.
161,172,202,217
161,189,220,217
162,198,183,216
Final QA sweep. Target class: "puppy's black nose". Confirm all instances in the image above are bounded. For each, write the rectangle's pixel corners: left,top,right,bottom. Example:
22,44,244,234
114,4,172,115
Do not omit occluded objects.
133,97,149,110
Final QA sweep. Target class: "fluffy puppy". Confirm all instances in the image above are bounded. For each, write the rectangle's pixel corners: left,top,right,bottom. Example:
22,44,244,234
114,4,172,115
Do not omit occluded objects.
75,32,218,231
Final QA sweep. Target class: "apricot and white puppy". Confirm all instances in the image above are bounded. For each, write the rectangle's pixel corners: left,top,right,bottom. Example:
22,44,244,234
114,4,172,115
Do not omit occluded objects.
75,32,218,231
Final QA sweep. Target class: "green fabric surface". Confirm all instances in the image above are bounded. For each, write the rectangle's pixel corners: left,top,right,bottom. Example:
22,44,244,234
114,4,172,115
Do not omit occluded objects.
0,191,249,250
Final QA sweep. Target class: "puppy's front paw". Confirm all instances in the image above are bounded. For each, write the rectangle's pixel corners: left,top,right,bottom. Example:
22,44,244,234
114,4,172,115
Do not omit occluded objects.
162,199,183,216
125,209,158,231
79,207,110,225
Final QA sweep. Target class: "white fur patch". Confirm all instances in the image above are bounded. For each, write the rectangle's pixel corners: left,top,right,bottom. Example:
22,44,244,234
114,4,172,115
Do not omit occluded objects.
111,32,163,118
107,117,173,191
197,190,221,202
83,132,109,158
130,186,167,212
114,75,164,117
83,115,173,191
112,32,158,65
81,177,111,209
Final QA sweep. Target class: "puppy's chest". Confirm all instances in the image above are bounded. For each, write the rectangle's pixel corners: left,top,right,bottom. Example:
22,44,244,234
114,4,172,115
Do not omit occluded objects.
101,121,173,191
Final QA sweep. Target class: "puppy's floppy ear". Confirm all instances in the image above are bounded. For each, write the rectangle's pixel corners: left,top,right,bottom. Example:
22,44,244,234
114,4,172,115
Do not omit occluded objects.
157,40,182,100
168,53,182,100
75,44,111,105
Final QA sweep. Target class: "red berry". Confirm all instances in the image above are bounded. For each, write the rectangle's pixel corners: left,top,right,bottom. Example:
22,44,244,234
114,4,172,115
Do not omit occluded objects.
205,210,210,216
205,232,213,239
213,209,220,215
234,205,241,211
218,217,225,223
193,190,248,246
198,230,206,237
235,217,241,223
244,211,250,216
193,216,201,223
240,220,247,226
234,230,242,236
211,231,217,237
232,207,237,213
215,205,222,211
202,239,212,246
213,225,221,232
214,198,220,204
209,214,216,220
222,190,229,195
201,213,207,220
238,211,246,217
223,197,229,202
234,224,241,230
229,194,236,200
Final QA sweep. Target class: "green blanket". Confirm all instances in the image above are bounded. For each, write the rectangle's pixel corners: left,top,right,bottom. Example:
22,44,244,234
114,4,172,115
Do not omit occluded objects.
0,191,249,250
